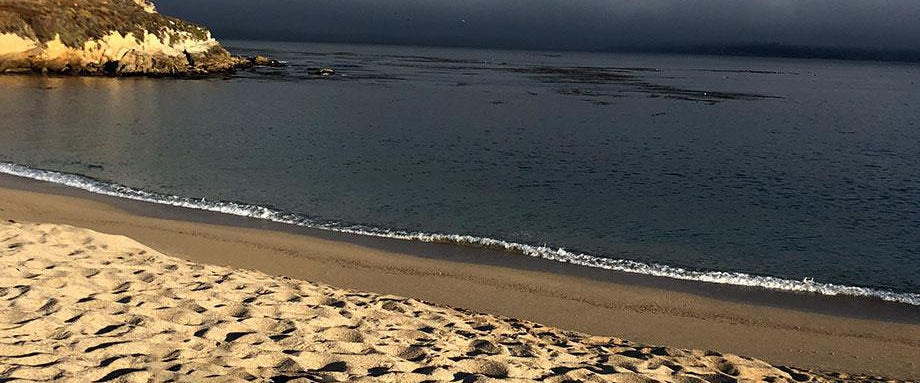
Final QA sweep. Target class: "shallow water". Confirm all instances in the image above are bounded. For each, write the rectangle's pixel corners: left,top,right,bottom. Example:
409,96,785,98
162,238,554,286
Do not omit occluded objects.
1,41,918,301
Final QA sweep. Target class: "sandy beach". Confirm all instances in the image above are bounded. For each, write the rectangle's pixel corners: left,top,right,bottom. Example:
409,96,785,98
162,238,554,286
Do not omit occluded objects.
0,178,918,381
0,219,840,382
3,0,919,381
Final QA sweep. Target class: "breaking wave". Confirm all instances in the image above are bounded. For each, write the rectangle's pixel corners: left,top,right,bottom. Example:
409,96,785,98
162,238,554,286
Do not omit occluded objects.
2,161,918,306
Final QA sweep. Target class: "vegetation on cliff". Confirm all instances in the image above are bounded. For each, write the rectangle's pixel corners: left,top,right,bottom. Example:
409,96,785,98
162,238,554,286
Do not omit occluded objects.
0,0,261,75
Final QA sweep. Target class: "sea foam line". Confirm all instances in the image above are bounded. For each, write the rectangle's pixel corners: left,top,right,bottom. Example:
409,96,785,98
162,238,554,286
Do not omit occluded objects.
1,161,918,306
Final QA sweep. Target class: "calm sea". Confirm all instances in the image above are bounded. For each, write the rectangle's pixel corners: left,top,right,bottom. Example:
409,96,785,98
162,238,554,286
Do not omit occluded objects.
1,41,918,304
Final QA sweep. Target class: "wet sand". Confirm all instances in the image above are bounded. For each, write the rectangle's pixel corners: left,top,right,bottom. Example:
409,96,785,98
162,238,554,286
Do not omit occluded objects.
0,175,917,379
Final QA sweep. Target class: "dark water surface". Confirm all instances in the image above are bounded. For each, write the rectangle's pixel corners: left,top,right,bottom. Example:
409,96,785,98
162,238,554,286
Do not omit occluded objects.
1,41,918,302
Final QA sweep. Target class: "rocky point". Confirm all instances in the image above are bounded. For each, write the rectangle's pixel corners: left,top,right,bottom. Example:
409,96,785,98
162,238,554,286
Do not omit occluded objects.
0,0,259,76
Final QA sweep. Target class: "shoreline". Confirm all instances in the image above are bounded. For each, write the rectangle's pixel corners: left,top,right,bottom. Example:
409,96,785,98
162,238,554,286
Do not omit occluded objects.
0,219,871,382
0,174,918,378
0,163,916,309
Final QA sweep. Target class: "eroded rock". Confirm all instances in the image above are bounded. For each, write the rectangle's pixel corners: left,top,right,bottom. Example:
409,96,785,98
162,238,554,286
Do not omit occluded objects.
0,0,256,76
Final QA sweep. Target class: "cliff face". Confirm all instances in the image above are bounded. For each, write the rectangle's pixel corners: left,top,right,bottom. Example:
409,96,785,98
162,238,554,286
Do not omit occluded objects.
0,0,248,75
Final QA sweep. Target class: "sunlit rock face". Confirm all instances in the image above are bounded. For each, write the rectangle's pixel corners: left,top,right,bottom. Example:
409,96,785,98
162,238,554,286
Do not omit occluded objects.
0,0,248,75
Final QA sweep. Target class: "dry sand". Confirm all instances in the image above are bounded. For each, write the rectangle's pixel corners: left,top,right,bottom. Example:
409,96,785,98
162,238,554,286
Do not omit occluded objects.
0,180,918,381
0,220,884,382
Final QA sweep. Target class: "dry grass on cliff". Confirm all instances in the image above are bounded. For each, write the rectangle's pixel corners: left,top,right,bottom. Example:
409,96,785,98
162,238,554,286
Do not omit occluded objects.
0,0,209,47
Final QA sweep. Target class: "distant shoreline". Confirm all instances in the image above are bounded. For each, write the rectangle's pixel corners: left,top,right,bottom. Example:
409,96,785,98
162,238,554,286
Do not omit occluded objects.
223,38,920,64
1,173,918,378
603,44,920,64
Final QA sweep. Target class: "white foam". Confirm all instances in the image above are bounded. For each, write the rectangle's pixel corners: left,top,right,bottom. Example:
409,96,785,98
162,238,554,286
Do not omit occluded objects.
2,161,918,306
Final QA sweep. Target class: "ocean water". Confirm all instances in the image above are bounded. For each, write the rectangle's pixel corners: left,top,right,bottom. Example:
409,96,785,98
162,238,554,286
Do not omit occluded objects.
1,41,918,304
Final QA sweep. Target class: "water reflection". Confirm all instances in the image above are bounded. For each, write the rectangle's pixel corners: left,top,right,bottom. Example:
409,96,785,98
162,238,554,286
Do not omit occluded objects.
0,42,918,294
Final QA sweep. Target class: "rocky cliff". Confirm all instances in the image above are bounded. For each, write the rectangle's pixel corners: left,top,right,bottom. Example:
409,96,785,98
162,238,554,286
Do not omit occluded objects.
0,0,251,75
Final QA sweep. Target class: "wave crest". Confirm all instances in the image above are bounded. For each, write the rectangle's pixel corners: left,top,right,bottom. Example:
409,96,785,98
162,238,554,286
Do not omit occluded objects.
1,161,917,306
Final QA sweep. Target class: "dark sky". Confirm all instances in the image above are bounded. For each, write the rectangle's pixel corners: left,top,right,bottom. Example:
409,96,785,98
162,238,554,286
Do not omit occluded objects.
155,0,920,53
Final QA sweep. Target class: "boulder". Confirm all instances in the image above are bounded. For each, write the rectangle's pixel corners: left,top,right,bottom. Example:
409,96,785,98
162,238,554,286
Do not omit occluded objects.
248,55,285,67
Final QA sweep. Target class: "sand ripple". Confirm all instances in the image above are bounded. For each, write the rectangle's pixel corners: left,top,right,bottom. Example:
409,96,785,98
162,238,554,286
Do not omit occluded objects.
0,220,893,382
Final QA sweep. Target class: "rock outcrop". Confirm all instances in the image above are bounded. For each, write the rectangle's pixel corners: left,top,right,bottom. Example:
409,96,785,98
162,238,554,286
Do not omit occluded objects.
0,0,252,76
